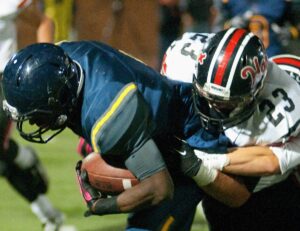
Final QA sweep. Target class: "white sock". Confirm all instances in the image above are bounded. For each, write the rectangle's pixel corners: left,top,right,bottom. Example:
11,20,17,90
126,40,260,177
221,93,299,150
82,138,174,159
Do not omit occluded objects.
30,194,62,224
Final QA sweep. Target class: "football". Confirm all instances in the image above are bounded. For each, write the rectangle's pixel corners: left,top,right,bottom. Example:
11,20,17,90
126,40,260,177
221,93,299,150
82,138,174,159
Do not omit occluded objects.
81,152,139,195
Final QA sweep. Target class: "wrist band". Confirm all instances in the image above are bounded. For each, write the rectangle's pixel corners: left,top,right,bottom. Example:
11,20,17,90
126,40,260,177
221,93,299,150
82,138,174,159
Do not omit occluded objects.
205,154,230,170
193,164,218,186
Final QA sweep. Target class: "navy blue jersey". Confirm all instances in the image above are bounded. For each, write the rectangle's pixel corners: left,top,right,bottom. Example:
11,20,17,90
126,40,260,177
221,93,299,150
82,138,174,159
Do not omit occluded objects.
59,41,229,178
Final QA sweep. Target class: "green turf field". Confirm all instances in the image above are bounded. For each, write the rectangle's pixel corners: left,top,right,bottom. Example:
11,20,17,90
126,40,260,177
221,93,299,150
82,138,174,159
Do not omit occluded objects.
0,129,208,231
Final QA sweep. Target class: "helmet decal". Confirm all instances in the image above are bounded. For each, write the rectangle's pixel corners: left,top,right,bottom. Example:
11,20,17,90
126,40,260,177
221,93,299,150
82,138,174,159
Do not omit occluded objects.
213,29,247,85
198,52,207,65
207,28,245,85
226,31,254,90
241,56,267,86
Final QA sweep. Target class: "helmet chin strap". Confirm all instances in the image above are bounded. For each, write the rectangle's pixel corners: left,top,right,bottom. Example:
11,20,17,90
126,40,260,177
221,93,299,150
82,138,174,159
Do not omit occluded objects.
208,104,229,119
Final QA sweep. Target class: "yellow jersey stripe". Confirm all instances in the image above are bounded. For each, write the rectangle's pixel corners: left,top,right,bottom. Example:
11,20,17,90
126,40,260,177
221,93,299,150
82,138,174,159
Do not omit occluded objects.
161,216,175,231
91,83,137,152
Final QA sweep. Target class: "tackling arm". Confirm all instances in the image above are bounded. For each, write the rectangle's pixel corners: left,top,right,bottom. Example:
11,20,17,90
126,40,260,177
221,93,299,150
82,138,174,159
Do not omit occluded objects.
189,158,251,207
224,146,280,176
196,135,300,176
201,171,250,207
195,147,280,176
172,137,250,207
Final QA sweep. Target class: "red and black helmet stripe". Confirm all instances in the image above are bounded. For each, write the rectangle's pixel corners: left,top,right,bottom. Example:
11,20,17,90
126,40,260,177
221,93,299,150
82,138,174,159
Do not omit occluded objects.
213,29,247,86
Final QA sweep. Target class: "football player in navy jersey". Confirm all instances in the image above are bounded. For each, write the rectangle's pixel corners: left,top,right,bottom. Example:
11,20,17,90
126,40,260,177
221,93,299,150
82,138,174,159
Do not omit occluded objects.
1,40,251,231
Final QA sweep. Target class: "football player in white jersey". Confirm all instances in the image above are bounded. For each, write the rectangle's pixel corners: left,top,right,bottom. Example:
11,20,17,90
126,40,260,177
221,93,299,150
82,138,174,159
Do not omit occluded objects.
162,28,300,230
0,1,68,231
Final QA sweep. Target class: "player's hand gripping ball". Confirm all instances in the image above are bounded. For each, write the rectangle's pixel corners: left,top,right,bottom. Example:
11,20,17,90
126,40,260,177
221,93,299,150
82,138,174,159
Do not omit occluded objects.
81,152,139,195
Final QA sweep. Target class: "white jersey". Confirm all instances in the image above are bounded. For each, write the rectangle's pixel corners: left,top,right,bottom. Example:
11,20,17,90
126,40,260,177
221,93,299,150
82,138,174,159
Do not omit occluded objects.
0,0,32,72
161,32,215,83
226,61,300,146
163,32,300,192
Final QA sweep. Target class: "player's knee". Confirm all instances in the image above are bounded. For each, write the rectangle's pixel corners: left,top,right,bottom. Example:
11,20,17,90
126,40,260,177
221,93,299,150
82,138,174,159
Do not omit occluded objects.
4,146,49,201
14,146,40,169
5,161,49,201
17,146,49,191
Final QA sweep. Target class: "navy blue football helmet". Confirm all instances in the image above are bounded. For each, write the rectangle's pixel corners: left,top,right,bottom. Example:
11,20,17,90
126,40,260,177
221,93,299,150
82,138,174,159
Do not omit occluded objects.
193,28,268,131
2,43,83,143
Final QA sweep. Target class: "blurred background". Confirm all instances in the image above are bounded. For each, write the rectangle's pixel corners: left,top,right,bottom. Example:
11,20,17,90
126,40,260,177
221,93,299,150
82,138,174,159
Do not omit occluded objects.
16,0,300,70
1,0,300,230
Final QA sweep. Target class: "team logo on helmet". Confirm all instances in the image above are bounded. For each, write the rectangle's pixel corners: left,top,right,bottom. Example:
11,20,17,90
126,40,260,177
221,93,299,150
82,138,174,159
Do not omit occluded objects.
241,56,267,85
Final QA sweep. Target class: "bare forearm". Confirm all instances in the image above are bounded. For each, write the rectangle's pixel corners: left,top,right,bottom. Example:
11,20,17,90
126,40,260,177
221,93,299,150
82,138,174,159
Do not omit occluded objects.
225,146,280,176
201,171,250,207
116,170,173,212
117,182,159,212
196,146,280,176
191,160,250,207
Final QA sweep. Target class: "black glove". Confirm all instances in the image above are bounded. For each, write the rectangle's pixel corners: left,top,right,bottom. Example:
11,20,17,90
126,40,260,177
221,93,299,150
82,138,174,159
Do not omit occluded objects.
75,161,103,214
169,137,202,177
75,161,120,217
